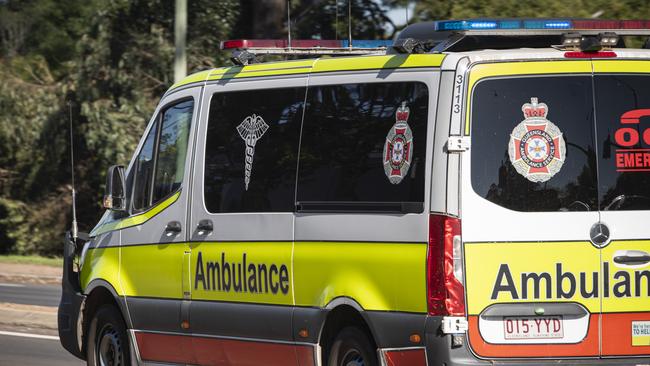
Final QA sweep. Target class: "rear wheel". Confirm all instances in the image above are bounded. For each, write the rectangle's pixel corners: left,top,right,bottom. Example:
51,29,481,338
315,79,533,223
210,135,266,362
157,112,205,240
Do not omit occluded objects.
327,327,378,366
86,305,130,366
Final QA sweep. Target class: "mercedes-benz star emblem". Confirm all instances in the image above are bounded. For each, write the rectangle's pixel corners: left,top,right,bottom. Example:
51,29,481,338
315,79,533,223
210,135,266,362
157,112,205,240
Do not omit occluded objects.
589,222,610,248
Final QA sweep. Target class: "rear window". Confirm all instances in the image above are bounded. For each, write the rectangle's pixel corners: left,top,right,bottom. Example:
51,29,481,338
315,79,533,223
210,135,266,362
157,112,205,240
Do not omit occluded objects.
471,76,598,212
595,75,650,211
296,82,428,213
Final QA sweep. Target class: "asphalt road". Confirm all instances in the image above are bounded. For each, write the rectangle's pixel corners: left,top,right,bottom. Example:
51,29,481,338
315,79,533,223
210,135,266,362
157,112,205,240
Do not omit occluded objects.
0,333,83,366
0,282,78,365
0,283,60,307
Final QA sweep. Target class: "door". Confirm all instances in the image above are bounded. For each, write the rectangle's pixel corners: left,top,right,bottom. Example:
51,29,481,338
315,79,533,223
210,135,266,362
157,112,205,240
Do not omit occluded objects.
188,78,308,365
593,62,650,357
118,88,200,363
461,61,602,359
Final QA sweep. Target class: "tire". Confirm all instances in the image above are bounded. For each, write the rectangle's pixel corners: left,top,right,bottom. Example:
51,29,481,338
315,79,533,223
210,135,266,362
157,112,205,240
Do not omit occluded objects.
327,327,378,366
86,305,131,366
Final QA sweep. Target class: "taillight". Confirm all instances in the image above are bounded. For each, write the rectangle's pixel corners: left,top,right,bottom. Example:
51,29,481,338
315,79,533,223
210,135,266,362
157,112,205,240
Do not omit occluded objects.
427,214,465,316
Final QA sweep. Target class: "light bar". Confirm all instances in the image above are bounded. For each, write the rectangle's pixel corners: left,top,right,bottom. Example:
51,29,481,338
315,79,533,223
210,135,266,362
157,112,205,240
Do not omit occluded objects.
221,39,392,50
434,18,650,32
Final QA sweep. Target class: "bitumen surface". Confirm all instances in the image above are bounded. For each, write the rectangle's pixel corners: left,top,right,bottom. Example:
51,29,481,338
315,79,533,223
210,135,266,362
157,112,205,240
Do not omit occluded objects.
0,332,83,366
0,282,78,364
0,283,61,307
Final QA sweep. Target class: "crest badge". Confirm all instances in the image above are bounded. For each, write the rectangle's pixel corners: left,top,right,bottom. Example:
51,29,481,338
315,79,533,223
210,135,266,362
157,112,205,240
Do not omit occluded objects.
383,102,414,184
508,98,566,183
237,114,269,190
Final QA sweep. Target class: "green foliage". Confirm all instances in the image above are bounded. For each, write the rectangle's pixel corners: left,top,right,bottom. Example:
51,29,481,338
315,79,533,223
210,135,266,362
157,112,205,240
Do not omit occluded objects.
0,0,239,255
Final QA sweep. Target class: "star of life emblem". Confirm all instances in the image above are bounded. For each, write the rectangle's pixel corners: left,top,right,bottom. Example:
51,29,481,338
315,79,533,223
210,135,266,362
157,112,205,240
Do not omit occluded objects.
508,98,566,183
383,102,414,184
237,114,269,190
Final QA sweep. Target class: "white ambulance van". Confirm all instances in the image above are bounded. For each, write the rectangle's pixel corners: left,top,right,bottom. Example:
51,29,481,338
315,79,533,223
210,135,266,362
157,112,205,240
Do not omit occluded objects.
59,18,650,366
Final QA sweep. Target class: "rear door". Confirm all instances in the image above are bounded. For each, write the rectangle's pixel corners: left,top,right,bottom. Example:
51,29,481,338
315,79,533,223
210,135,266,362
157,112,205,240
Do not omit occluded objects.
462,61,602,359
593,61,650,357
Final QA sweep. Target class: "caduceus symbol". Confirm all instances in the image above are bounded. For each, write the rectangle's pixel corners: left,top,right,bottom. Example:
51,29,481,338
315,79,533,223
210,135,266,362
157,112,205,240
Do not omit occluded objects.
236,114,269,190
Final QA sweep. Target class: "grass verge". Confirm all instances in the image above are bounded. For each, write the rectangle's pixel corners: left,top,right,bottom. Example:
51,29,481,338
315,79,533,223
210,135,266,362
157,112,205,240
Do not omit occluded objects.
0,255,63,267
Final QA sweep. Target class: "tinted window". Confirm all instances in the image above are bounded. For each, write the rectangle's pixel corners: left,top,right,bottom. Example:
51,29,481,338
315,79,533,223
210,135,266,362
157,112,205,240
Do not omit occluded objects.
204,88,304,213
153,100,193,203
296,82,428,212
132,121,158,211
471,76,598,212
595,75,650,211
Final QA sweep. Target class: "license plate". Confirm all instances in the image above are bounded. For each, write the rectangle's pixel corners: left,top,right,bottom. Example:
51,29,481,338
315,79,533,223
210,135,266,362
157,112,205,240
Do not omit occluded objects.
503,316,564,339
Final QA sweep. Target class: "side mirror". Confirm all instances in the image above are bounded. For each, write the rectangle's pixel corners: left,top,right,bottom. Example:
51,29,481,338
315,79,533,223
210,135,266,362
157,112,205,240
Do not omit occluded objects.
103,165,126,211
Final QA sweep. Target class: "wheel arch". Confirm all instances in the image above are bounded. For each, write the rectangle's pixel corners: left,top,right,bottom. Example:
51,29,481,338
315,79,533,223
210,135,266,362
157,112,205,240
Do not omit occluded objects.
82,279,131,355
318,297,380,363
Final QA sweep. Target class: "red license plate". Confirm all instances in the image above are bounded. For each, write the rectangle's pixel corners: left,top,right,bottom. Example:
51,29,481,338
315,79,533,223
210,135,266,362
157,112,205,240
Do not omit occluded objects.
503,316,564,339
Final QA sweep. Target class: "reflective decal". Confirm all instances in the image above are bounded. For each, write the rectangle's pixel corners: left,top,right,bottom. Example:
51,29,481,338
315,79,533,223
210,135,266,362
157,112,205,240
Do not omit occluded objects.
383,102,414,184
237,114,269,190
508,98,566,182
614,109,650,172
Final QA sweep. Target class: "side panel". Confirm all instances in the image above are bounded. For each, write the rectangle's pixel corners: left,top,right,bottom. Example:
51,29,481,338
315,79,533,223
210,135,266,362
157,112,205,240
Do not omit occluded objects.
294,70,440,343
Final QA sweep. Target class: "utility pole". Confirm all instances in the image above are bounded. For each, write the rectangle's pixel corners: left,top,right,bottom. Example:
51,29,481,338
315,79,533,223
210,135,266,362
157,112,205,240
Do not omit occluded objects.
174,0,187,83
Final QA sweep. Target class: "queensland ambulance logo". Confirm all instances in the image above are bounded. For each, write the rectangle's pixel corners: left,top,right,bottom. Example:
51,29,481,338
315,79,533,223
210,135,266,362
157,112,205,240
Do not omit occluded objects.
508,98,566,183
237,114,269,190
383,102,414,184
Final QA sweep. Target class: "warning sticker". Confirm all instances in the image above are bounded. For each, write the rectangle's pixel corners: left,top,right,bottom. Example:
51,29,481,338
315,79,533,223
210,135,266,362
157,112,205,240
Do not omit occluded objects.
632,321,650,346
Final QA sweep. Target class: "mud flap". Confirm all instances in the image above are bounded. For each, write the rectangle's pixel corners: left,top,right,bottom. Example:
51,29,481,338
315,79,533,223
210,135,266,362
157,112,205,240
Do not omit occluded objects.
57,231,86,360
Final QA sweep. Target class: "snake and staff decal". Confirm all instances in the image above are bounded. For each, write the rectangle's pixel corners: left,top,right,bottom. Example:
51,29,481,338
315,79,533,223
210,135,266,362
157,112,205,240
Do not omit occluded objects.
237,114,269,190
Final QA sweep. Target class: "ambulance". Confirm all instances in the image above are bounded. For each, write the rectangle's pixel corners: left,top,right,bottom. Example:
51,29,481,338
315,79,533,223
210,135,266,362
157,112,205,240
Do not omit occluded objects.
58,18,650,366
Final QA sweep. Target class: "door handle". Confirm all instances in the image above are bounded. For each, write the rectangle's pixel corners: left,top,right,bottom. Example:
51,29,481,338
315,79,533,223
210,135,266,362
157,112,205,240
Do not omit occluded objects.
165,221,182,234
196,219,213,235
613,250,650,266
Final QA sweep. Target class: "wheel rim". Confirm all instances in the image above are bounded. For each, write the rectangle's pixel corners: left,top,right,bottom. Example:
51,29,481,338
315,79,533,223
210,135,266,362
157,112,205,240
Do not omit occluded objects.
96,324,123,366
341,348,365,366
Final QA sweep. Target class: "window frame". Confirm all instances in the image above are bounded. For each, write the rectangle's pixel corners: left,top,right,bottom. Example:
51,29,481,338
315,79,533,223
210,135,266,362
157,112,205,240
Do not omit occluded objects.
468,73,599,213
201,86,306,214
295,80,430,214
129,96,195,215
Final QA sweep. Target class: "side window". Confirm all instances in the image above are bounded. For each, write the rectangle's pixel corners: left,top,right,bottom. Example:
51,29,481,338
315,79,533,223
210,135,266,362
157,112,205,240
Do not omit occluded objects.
132,122,158,211
131,99,194,212
595,75,650,211
153,100,193,203
296,82,428,212
203,87,304,213
470,76,597,212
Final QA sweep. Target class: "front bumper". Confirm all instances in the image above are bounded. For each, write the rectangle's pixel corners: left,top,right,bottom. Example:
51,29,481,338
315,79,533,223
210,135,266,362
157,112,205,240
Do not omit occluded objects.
57,231,86,360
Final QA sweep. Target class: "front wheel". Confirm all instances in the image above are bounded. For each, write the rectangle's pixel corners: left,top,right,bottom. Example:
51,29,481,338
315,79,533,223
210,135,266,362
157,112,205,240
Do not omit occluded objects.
327,327,378,366
86,305,130,366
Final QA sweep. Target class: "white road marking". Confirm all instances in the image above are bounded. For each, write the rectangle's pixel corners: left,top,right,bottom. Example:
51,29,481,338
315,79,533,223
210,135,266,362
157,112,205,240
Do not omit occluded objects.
0,283,24,288
0,330,58,341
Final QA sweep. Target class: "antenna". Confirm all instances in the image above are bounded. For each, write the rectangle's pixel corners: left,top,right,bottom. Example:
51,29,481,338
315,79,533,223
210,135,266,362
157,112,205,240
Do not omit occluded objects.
335,0,339,40
287,0,292,49
348,0,352,49
68,101,78,242
406,2,409,26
